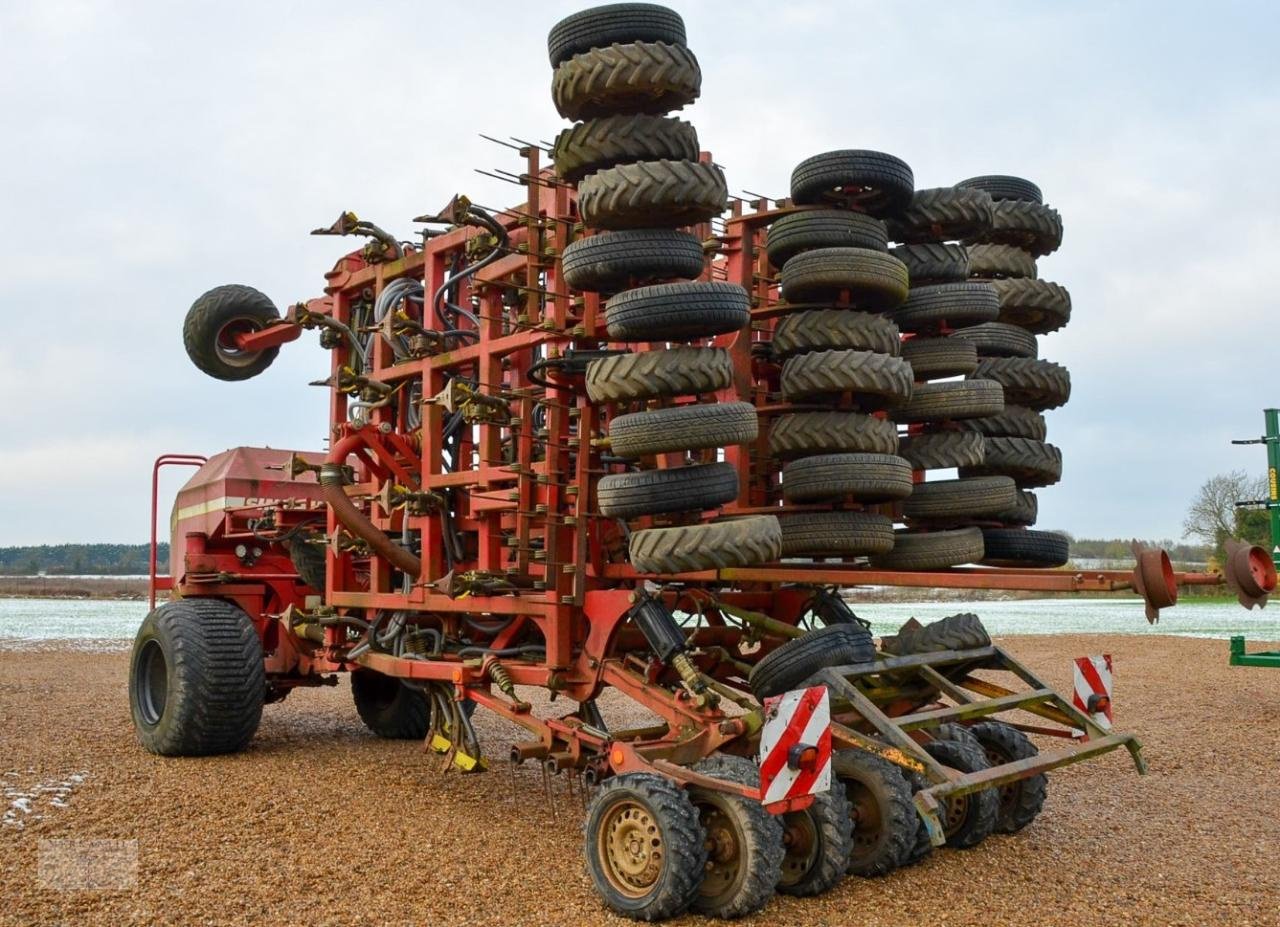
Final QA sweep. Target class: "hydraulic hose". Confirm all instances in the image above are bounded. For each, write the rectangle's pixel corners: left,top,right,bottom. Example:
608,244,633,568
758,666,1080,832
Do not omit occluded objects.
320,437,421,578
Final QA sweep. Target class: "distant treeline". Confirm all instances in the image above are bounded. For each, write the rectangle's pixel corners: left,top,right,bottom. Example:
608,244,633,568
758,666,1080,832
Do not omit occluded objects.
0,544,167,576
1064,536,1210,563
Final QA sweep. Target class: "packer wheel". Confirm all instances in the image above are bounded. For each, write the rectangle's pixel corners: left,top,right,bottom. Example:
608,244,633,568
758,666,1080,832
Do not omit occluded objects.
832,751,917,877
777,787,853,897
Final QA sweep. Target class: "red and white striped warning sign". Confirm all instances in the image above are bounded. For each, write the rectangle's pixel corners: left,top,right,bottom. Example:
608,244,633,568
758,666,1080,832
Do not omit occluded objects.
758,685,832,808
1072,654,1113,736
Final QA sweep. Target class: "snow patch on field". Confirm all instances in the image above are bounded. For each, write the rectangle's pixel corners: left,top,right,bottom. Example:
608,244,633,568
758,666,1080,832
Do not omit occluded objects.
0,637,129,653
2,771,88,829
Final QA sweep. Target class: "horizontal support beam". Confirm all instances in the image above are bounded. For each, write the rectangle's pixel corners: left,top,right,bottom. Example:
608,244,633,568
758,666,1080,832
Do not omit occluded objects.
894,688,1055,731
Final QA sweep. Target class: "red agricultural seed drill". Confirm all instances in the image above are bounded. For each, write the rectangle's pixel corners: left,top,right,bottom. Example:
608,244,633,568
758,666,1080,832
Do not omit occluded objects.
131,4,1272,919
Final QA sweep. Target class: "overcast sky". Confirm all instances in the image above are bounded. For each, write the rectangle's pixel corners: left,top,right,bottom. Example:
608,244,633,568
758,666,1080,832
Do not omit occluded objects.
1,1,1276,545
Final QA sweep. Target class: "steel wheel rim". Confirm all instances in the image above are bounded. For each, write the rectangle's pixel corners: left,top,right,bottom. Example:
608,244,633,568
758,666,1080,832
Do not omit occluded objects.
983,745,1019,816
846,780,886,862
598,799,664,899
943,794,969,835
135,639,168,726
214,317,266,367
698,799,746,905
779,808,819,887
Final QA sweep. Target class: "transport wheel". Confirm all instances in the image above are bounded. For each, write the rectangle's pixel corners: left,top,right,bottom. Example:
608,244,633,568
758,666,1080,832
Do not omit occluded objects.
900,337,979,379
551,41,700,120
960,436,1063,488
768,411,899,458
578,159,726,230
870,528,985,571
777,787,853,897
779,247,910,308
629,515,782,574
779,512,895,558
689,755,784,919
780,349,914,404
553,114,698,182
597,462,739,518
770,309,900,359
965,199,1063,257
922,739,999,848
881,612,991,655
789,149,915,218
887,186,994,244
966,244,1037,281
608,401,758,458
765,209,888,268
968,721,1048,833
562,229,704,294
129,598,265,756
972,357,1070,410
954,404,1047,441
978,528,1070,568
781,453,913,503
183,284,282,381
547,3,687,65
832,751,916,877
897,431,986,471
989,278,1071,334
584,773,708,921
890,281,1000,334
351,669,430,739
902,476,1018,521
748,623,876,699
889,243,970,283
956,174,1043,205
992,489,1038,527
585,346,732,403
287,537,326,593
951,321,1038,358
604,280,748,341
891,379,1005,423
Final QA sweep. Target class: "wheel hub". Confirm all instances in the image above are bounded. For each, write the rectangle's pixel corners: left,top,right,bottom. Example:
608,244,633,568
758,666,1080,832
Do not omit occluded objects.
779,811,818,887
700,807,742,897
600,801,663,898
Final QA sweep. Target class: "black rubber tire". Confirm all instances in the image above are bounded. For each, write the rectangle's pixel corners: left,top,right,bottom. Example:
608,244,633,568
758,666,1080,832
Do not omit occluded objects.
749,623,877,699
605,281,748,341
798,590,863,629
965,199,1063,256
183,284,281,382
780,512,895,558
888,187,994,245
553,114,698,182
790,150,915,218
351,669,430,739
551,41,700,120
778,782,854,897
769,411,899,458
608,401,758,457
971,357,1070,410
832,751,917,877
890,281,1000,334
771,309,900,359
689,755,784,918
766,209,888,268
779,247,910,308
989,278,1071,334
870,528,985,570
900,337,978,380
891,379,1005,423
882,612,991,655
889,243,970,284
922,739,999,848
951,322,1038,359
956,174,1043,205
967,721,1048,833
961,436,1063,488
629,515,782,574
902,476,1018,520
129,598,265,756
781,350,914,404
585,346,732,403
954,404,1047,441
579,158,726,230
934,723,982,749
782,453,913,503
979,528,1069,568
898,431,985,471
597,462,739,518
993,489,1038,527
966,244,1037,280
562,229,704,294
584,772,708,920
287,538,326,592
548,3,686,65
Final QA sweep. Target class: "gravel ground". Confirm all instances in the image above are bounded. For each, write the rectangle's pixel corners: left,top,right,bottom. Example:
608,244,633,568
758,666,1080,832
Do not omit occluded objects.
2,634,1278,926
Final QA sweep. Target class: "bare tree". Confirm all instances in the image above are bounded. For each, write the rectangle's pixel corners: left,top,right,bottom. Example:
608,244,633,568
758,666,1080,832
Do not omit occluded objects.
1182,470,1268,549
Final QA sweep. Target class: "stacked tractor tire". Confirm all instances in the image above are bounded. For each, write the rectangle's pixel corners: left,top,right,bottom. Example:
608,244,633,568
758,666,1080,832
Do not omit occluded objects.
550,3,783,575
764,153,918,561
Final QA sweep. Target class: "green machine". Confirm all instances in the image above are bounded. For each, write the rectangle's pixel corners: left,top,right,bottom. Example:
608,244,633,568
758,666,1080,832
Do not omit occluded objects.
1229,408,1280,667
